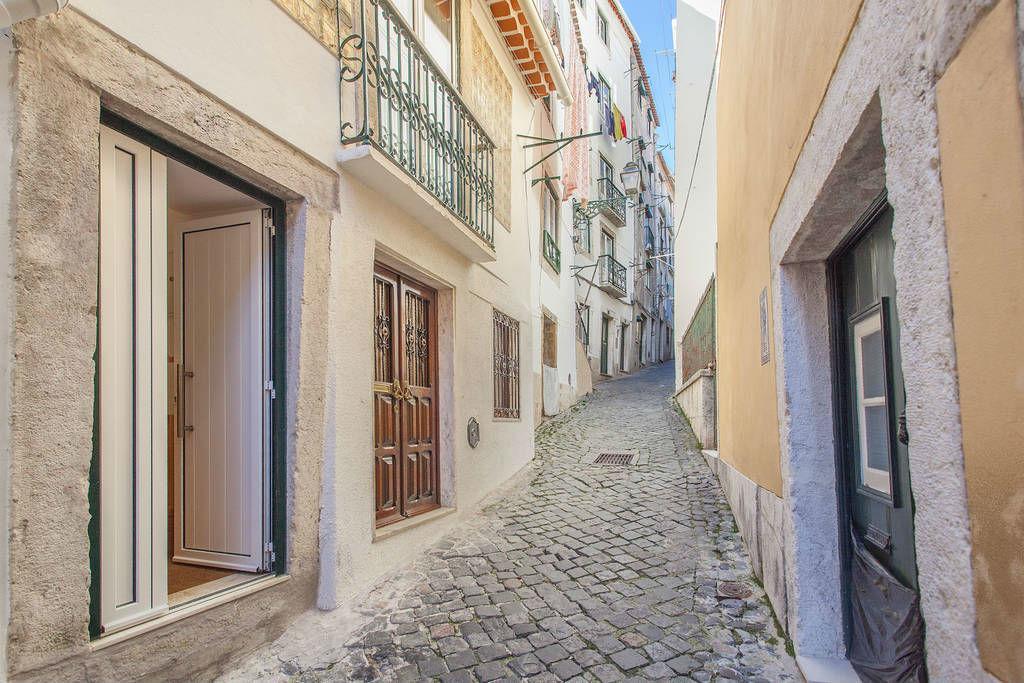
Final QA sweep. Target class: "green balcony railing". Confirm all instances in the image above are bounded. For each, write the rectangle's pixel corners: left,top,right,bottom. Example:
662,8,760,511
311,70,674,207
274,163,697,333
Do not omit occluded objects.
597,177,627,224
597,253,627,295
543,230,561,273
340,0,495,246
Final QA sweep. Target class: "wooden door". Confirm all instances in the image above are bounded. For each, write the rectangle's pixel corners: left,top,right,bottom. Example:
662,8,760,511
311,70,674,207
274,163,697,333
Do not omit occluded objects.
373,265,440,526
833,200,925,679
174,211,266,572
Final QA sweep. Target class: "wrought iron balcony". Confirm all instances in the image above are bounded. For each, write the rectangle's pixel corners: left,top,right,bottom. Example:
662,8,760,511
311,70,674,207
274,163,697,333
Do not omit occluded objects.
596,254,627,298
572,178,628,239
340,0,495,248
596,177,627,226
543,230,561,273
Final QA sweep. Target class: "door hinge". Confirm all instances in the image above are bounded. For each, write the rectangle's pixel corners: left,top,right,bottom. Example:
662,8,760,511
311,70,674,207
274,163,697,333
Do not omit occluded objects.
265,379,277,399
263,209,277,237
264,541,276,566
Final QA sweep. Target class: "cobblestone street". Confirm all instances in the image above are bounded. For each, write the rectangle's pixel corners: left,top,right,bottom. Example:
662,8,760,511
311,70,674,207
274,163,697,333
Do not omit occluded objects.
226,363,799,682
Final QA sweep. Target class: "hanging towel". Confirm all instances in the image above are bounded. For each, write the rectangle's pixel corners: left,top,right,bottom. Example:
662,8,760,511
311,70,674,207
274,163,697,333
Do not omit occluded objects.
562,16,591,202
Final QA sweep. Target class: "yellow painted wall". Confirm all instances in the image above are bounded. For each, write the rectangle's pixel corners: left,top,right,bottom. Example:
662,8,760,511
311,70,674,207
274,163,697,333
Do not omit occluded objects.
937,2,1024,678
716,0,862,494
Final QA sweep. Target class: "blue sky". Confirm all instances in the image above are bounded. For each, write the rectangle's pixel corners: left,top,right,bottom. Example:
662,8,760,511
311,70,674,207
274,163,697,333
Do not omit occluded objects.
619,0,679,171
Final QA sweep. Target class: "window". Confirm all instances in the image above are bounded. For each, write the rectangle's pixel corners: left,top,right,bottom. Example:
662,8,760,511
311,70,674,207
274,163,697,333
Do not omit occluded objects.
599,155,614,194
493,310,521,419
542,181,559,243
601,229,615,257
576,303,590,345
542,313,558,369
542,182,561,271
395,0,459,80
598,76,612,111
597,10,608,44
852,303,894,496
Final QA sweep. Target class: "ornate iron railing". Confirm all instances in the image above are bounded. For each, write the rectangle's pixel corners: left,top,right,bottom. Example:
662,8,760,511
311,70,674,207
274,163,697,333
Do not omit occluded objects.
597,177,626,223
597,254,627,295
542,230,561,272
340,0,495,246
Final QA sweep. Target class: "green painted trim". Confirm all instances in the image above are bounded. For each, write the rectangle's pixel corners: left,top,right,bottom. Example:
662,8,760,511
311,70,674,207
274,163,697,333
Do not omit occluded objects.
270,202,288,575
88,288,101,638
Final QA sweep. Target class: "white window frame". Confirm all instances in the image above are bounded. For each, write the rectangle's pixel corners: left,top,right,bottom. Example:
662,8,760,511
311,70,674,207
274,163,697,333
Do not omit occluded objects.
542,181,559,243
597,10,608,45
394,0,459,81
853,309,893,496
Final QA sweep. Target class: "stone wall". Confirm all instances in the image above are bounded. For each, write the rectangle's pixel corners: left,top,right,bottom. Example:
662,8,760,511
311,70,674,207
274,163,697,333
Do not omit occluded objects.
701,452,788,638
675,369,716,450
272,0,340,53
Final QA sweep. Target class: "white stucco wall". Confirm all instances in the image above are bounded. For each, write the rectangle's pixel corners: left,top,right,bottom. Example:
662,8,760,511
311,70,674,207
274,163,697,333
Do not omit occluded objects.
72,0,340,168
673,0,717,385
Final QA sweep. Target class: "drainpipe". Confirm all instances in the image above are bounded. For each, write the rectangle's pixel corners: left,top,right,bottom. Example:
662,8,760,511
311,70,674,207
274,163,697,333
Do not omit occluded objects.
0,0,67,30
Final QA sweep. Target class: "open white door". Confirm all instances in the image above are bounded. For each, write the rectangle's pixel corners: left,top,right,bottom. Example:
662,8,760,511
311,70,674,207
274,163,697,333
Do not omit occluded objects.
172,210,268,572
98,127,169,633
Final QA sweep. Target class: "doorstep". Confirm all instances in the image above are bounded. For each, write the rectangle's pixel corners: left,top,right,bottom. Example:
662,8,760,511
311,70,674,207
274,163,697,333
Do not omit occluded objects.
373,506,457,542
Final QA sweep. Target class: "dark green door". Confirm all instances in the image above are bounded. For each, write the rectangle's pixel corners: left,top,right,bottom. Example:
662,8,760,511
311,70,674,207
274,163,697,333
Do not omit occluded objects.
833,200,925,680
600,316,610,375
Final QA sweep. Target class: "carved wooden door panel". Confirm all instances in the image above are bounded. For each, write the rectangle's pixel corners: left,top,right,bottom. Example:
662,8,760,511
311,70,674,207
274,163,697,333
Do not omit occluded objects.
373,267,402,525
373,264,440,527
399,278,439,517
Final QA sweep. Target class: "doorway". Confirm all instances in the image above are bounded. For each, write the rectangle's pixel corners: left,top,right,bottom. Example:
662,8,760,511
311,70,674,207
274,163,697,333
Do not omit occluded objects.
97,120,280,634
166,160,273,604
599,316,611,376
373,264,441,527
619,322,628,373
831,199,925,679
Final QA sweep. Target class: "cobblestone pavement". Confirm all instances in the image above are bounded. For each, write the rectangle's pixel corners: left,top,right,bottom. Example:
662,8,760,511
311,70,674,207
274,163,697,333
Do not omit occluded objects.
226,363,799,682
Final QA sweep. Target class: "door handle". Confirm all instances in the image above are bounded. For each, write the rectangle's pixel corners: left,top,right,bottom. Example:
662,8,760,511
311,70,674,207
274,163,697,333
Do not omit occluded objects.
176,364,184,438
177,365,195,437
391,380,403,411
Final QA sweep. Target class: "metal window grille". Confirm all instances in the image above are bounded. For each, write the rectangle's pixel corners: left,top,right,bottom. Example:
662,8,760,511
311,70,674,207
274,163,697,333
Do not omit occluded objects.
493,310,520,418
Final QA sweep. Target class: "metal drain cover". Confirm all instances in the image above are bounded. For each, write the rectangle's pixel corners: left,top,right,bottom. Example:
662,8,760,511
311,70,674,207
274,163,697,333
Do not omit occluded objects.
593,452,635,466
717,581,753,599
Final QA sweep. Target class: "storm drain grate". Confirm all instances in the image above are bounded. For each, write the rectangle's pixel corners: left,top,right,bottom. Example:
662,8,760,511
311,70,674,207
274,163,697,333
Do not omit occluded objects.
593,452,636,466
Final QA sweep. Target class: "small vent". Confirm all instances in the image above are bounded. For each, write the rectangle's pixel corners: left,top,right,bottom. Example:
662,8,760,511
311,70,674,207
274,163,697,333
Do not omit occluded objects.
594,452,635,466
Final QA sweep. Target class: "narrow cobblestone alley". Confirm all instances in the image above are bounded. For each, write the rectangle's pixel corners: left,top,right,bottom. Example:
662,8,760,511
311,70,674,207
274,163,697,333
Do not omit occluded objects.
225,363,799,682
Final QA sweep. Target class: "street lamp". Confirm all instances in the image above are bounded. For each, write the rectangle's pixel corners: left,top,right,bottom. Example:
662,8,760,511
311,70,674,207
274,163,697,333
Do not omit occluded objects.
620,161,641,197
